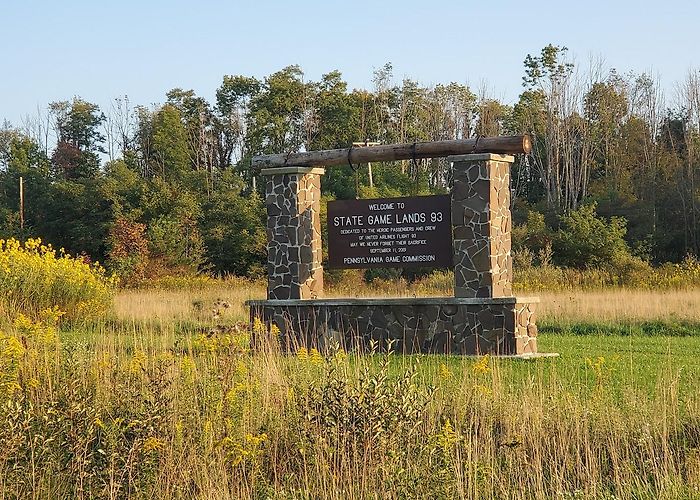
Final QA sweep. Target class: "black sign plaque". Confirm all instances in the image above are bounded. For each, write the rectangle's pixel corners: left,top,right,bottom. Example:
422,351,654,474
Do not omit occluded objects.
327,195,452,269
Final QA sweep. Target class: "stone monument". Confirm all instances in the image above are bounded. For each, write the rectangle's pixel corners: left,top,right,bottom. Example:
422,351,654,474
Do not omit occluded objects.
247,136,540,355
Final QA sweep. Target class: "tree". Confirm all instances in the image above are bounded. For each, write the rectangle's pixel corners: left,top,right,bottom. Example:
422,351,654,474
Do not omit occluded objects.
311,71,359,150
475,98,511,137
424,83,477,189
553,203,630,268
150,104,190,180
166,88,215,174
215,75,261,170
246,66,315,156
584,73,629,187
0,129,51,237
39,177,113,259
148,214,208,275
425,83,476,142
675,70,700,257
519,45,594,213
49,98,105,179
509,89,547,204
200,170,266,276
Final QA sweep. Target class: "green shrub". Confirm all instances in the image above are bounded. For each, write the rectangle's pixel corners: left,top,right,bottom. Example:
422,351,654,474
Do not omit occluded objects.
512,210,554,261
147,214,208,275
553,203,631,269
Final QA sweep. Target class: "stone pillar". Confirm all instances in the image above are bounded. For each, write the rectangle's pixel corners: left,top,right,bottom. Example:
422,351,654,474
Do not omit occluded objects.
262,167,325,300
450,153,513,298
515,302,538,354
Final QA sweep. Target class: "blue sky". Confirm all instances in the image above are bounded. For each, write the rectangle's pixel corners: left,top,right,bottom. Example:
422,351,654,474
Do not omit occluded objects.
2,0,699,126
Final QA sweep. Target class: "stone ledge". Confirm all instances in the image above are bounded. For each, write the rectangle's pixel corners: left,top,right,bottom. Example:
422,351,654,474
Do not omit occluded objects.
246,296,539,307
261,167,326,176
461,352,559,360
447,153,515,163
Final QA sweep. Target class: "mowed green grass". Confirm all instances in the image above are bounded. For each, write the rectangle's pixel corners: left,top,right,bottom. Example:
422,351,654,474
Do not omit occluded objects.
524,333,700,393
378,333,700,401
542,321,700,389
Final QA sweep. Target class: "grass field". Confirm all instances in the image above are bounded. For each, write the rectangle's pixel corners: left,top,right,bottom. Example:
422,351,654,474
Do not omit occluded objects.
114,284,700,393
3,284,700,499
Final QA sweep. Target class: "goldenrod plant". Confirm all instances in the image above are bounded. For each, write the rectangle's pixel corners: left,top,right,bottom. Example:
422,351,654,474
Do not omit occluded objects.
0,238,116,321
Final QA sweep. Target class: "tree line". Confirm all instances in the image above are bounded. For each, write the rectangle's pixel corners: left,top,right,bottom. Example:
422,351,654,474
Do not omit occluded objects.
1,45,700,282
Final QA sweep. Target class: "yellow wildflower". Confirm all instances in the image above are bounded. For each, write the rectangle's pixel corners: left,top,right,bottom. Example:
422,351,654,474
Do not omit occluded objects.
143,437,165,453
181,355,196,379
252,317,266,335
130,349,148,374
4,335,25,359
472,354,490,375
309,348,324,366
438,362,452,380
334,348,347,363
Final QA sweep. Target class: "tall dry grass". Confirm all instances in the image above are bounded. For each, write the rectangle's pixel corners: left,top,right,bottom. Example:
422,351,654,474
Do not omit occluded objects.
1,284,700,498
1,311,699,499
115,274,700,325
537,289,700,323
114,282,265,322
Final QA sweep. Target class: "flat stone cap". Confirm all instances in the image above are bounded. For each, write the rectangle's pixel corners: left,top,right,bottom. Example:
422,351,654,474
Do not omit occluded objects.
447,153,515,163
246,296,540,307
260,166,326,176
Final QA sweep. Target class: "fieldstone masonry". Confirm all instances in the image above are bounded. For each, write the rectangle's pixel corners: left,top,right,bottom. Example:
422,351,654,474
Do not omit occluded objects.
248,297,539,355
515,302,538,354
263,167,324,300
251,154,541,356
451,154,513,298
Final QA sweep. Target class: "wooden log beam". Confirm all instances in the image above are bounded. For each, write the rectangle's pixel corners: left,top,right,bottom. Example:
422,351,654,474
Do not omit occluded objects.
252,135,531,169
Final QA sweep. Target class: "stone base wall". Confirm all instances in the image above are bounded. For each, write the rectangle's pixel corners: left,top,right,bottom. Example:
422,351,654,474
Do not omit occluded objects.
247,298,538,355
